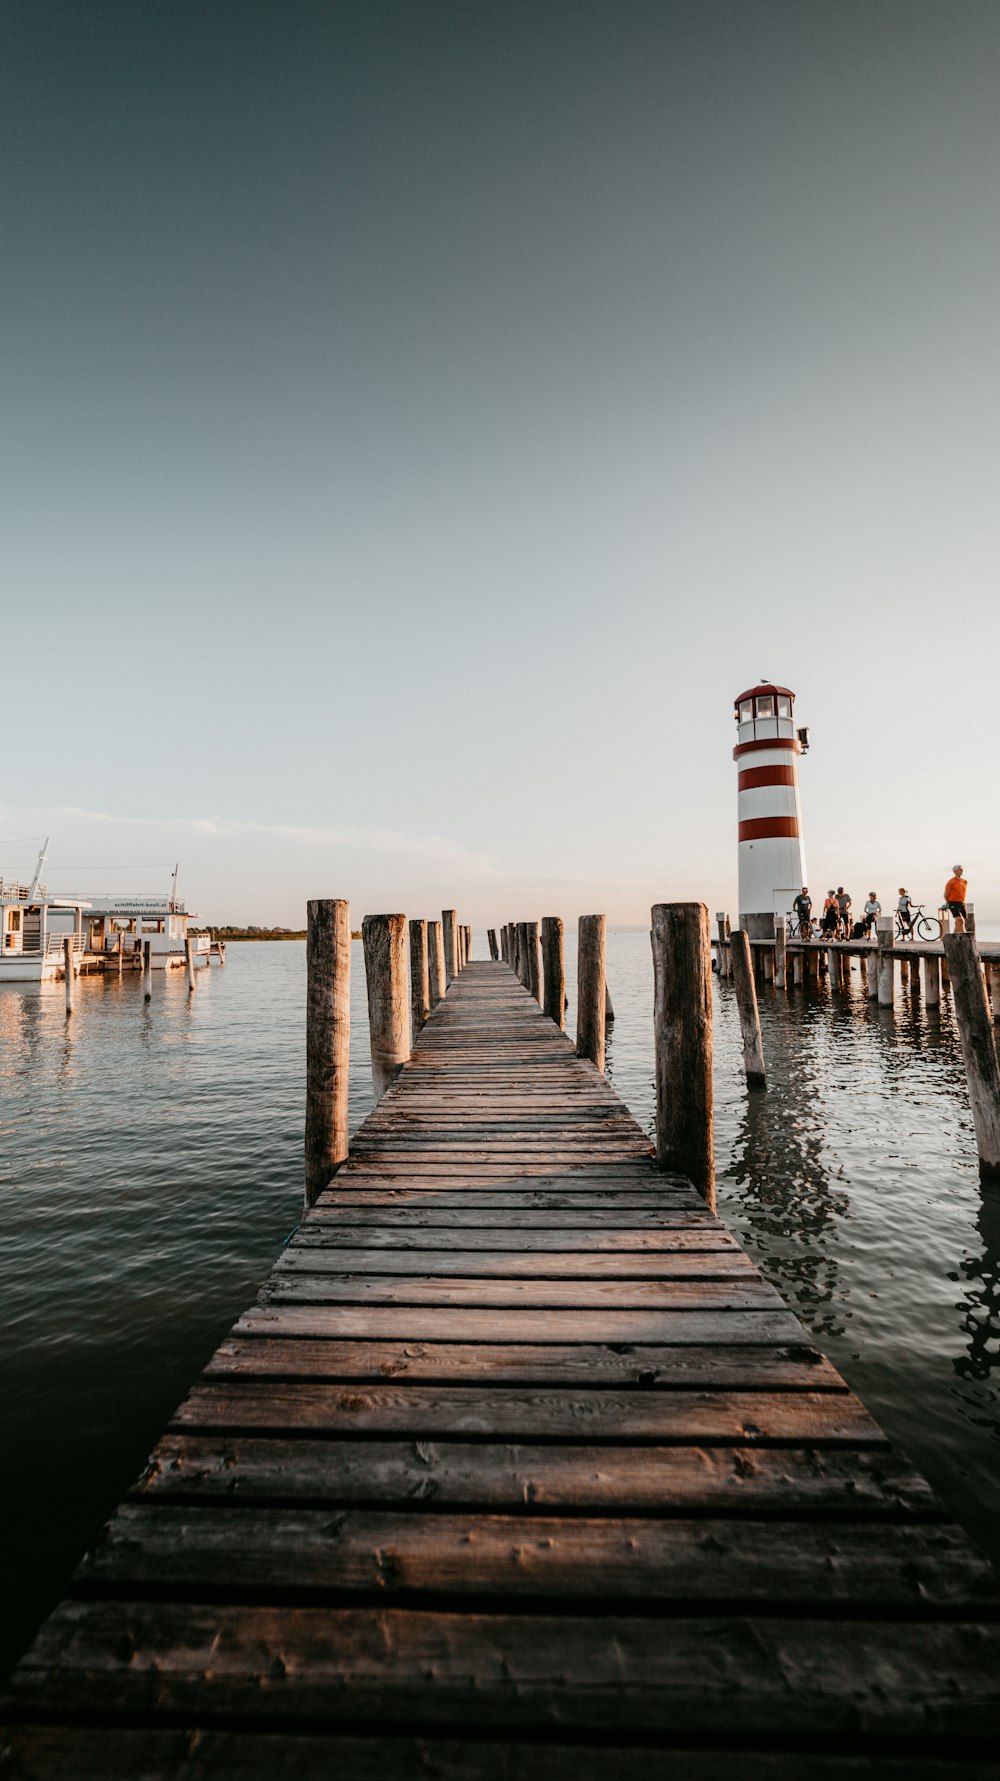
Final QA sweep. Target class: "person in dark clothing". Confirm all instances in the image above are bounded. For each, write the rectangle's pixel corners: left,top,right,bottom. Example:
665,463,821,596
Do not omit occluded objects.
792,887,812,934
835,887,852,936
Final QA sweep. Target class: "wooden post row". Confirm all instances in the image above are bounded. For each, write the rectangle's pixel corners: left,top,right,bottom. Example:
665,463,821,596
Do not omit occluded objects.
576,914,606,1071
651,903,714,1207
304,898,351,1207
185,936,197,993
363,913,409,1103
427,919,446,1008
943,931,1000,1179
408,918,430,1040
730,926,766,1086
541,916,565,1030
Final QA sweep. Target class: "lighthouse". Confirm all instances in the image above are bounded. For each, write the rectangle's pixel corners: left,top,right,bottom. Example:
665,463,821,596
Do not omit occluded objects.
734,681,809,937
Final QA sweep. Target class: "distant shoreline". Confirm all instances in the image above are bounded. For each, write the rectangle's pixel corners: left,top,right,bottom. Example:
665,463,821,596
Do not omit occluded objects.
200,930,364,942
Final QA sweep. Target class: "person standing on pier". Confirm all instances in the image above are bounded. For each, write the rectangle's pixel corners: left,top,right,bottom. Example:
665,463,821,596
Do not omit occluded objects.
821,891,839,936
793,886,812,936
897,888,916,937
944,865,968,931
862,892,881,937
836,887,852,938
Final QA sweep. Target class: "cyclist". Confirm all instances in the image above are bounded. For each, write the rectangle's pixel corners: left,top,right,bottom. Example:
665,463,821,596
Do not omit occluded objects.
944,865,968,932
835,887,852,939
792,887,812,936
862,891,880,937
821,891,839,937
896,888,916,939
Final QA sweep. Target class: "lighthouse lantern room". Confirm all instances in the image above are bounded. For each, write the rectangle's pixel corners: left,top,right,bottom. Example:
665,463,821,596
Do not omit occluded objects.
734,681,808,937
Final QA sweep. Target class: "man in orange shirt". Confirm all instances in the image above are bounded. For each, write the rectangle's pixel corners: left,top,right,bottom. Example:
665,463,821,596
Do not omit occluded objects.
944,865,968,931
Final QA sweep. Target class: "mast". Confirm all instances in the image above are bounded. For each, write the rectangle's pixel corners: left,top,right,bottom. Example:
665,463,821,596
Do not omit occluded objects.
170,863,180,914
27,837,49,901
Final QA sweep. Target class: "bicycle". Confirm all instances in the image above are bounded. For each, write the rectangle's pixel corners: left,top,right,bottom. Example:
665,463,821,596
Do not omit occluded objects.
895,904,942,943
786,910,812,940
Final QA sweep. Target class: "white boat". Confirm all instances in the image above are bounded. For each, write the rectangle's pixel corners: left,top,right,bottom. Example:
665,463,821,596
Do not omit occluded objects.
1,847,211,979
82,891,210,970
0,846,89,982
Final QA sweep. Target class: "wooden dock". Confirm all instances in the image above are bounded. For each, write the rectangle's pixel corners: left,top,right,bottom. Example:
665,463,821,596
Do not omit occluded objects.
4,959,1000,1776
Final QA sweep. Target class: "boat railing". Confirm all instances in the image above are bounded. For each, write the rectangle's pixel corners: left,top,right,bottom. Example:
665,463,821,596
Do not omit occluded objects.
42,933,86,959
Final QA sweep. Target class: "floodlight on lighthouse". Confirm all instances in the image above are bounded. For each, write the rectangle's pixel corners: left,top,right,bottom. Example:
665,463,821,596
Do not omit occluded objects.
733,682,809,939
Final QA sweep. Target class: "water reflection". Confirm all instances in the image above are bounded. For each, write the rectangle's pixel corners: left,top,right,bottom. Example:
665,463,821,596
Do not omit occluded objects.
723,987,849,1341
955,1184,1000,1391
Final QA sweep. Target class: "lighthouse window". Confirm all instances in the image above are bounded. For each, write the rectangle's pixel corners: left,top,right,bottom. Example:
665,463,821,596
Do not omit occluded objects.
755,695,774,719
776,694,792,719
738,700,753,723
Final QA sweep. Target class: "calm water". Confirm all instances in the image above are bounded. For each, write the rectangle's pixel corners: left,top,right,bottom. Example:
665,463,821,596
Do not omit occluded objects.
2,931,999,1675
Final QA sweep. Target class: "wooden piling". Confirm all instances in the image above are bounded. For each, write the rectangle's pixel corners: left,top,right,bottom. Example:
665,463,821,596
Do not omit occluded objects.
774,924,786,989
792,948,803,986
524,921,542,1003
650,902,714,1207
540,915,565,1029
939,908,950,985
989,963,1000,1024
362,913,409,1103
715,913,727,977
575,913,606,1071
943,931,1000,1179
877,918,894,1007
487,928,499,961
143,939,152,1002
827,944,839,986
442,910,458,984
408,918,430,1040
465,924,472,963
499,924,509,963
185,937,197,993
516,921,529,989
730,927,766,1086
924,952,941,1006
427,919,446,1008
117,933,123,978
63,937,74,1015
605,980,615,1023
304,898,351,1207
866,948,878,998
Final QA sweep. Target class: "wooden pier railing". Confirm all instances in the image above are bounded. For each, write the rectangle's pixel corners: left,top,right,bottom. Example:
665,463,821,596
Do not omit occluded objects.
4,917,1000,1775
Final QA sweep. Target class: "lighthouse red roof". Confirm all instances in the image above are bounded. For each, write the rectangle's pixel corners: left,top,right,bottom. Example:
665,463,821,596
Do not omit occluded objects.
734,682,795,706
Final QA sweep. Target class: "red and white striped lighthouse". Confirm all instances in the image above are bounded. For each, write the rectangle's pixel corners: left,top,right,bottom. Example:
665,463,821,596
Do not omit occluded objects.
733,682,809,936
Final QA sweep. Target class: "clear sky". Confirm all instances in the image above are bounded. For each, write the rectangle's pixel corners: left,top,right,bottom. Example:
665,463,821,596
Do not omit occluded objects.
2,1,997,924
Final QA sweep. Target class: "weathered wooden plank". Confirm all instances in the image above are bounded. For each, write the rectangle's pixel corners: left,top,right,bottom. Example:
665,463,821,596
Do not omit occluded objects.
77,1504,994,1607
204,1339,844,1390
135,1435,934,1516
293,1226,738,1250
13,1602,999,1741
234,1305,811,1343
262,1275,782,1309
275,1248,755,1278
170,1383,880,1443
3,1727,994,1781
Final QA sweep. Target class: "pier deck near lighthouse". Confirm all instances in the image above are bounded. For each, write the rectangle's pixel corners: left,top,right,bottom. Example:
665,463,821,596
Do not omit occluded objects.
4,959,1000,1776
